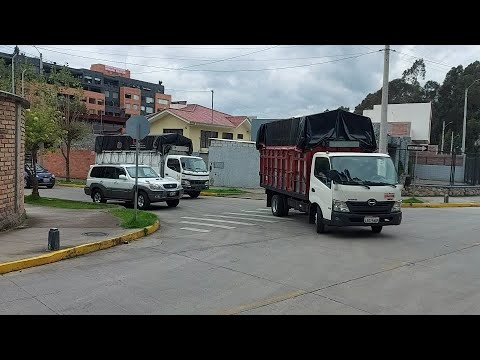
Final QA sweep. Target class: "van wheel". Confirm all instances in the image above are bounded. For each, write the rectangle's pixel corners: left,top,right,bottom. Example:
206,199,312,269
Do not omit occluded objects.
371,226,383,233
137,191,150,210
315,205,325,233
271,194,285,217
92,189,106,203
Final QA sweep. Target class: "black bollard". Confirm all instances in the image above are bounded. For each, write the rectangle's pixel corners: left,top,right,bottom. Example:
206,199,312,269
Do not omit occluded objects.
48,228,60,251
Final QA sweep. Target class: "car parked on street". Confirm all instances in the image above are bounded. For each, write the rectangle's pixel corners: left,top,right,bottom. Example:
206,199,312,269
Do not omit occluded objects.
24,164,56,189
84,164,183,209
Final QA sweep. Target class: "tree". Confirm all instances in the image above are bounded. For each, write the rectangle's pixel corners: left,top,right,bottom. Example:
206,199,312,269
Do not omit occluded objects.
49,66,88,182
337,106,350,112
402,59,426,86
25,106,61,199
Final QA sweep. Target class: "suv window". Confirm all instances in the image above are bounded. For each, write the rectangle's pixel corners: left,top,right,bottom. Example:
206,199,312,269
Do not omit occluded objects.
116,167,126,178
90,166,105,178
167,159,181,172
103,167,116,179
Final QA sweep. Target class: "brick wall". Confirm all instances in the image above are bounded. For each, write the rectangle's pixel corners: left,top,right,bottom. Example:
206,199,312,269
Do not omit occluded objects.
40,149,96,180
0,91,28,230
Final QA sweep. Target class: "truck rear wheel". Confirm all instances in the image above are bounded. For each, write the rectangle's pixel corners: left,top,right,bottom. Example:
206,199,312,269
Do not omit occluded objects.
371,226,383,233
315,205,325,234
271,194,286,217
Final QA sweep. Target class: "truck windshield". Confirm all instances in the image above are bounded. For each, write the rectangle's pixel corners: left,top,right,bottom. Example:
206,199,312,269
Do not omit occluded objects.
126,166,159,178
181,157,207,172
330,156,398,186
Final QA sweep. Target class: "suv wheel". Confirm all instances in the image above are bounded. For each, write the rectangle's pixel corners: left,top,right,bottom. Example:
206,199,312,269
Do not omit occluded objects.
137,191,150,210
92,189,106,203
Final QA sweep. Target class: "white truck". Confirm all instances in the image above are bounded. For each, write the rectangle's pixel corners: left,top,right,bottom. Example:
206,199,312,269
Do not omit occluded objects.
256,109,402,234
94,134,209,198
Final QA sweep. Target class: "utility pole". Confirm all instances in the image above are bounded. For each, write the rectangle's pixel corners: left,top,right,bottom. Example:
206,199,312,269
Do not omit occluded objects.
378,45,390,154
211,89,214,124
450,131,454,154
441,121,446,154
33,45,43,75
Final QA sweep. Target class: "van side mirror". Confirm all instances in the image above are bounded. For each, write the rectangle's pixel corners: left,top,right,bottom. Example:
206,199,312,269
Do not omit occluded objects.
119,174,127,180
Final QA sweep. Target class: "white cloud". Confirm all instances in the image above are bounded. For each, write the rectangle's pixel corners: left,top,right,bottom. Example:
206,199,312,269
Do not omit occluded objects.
10,44,480,118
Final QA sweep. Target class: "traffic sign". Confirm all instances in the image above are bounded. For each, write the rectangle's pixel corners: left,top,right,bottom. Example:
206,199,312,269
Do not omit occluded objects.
407,144,428,152
126,115,150,141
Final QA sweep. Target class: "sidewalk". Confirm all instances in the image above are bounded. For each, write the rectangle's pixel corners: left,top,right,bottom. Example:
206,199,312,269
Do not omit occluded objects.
0,205,130,264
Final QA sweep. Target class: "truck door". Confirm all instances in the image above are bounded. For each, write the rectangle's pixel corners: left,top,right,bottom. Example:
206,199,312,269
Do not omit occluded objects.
310,156,333,221
165,158,182,181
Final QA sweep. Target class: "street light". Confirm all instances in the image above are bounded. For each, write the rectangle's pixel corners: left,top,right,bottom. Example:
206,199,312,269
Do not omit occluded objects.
441,121,453,154
32,45,43,75
462,79,480,154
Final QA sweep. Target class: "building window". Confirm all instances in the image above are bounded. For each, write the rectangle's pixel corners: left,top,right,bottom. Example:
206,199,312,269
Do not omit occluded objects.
94,78,101,84
163,129,183,135
84,76,92,84
88,98,96,104
200,130,218,148
222,132,233,140
125,93,132,99
89,109,96,114
97,99,104,105
104,90,110,98
126,103,131,109
237,134,244,139
157,98,169,105
133,104,138,110
112,92,118,99
81,97,87,102
146,97,154,104
143,87,152,91
133,94,139,100
140,106,145,111
145,106,154,114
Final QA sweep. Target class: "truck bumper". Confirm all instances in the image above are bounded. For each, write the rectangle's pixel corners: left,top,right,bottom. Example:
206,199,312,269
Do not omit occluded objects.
326,212,402,227
147,189,184,202
183,185,209,191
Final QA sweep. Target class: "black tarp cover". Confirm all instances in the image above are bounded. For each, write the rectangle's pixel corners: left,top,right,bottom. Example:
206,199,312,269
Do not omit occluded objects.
256,109,377,151
95,134,193,154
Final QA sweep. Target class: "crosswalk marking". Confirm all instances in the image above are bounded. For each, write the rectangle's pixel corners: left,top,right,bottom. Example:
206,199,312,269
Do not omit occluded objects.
179,221,235,229
226,212,294,220
203,214,278,223
180,227,211,233
181,217,255,226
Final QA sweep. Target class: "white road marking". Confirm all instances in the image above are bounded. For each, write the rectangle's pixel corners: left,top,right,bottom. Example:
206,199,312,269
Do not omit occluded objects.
255,208,271,211
179,221,235,229
225,212,294,220
203,214,278,223
181,217,255,226
180,227,211,233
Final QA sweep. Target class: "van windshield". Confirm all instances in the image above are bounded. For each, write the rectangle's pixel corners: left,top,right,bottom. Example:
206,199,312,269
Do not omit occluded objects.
126,166,159,178
330,156,398,186
181,157,207,172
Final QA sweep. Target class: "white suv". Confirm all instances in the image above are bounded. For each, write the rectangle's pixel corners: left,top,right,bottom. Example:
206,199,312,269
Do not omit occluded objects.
84,164,183,210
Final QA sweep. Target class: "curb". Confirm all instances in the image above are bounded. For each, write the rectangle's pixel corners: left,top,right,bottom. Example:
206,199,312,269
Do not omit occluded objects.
0,219,160,276
402,202,480,208
200,192,250,197
57,183,85,188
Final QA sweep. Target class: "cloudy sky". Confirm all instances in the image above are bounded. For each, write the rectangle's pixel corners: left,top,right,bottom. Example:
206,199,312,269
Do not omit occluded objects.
4,45,480,118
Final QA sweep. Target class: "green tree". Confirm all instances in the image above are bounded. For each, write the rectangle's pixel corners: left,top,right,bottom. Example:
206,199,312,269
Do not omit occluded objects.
49,66,89,181
25,106,61,199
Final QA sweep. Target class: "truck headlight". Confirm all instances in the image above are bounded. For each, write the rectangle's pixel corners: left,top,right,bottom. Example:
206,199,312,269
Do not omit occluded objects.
392,200,402,212
181,180,190,186
149,183,162,190
333,200,350,213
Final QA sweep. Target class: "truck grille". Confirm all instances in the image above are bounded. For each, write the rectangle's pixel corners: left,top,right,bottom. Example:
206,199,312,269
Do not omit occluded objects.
346,201,393,214
189,180,206,185
164,183,177,189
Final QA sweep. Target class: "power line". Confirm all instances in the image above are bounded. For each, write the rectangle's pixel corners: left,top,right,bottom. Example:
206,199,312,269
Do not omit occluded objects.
391,49,454,68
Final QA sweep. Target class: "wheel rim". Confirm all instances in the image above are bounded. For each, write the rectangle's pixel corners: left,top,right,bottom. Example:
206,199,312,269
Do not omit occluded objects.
138,194,144,207
94,192,101,202
272,198,277,213
315,211,318,224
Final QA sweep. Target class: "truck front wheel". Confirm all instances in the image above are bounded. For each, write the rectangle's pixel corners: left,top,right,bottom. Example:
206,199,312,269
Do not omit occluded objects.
315,205,325,234
271,194,286,217
371,226,383,233
188,191,201,198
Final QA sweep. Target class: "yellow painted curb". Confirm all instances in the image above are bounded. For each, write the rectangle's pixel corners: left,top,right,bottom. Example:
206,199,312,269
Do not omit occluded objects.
0,219,160,275
402,202,480,208
57,183,85,188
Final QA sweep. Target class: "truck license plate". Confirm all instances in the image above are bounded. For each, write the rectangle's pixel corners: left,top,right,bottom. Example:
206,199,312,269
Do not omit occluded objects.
364,216,380,224
169,191,176,196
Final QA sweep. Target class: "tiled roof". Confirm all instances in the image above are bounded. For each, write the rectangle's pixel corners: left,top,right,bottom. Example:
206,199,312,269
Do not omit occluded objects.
152,104,248,128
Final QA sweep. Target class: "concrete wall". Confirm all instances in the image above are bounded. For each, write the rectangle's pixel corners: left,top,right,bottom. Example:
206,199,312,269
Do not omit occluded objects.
208,139,260,188
0,92,28,230
364,102,432,143
415,164,465,183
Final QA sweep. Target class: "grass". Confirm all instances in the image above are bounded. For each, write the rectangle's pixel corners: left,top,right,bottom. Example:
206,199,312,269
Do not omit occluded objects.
402,197,424,203
202,187,247,194
24,195,157,229
57,179,86,186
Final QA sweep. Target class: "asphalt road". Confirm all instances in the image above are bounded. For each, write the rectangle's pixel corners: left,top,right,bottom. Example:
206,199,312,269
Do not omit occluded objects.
4,186,480,314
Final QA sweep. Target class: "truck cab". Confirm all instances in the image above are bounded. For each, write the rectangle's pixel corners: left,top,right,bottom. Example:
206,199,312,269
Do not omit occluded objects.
310,152,402,233
163,155,209,198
